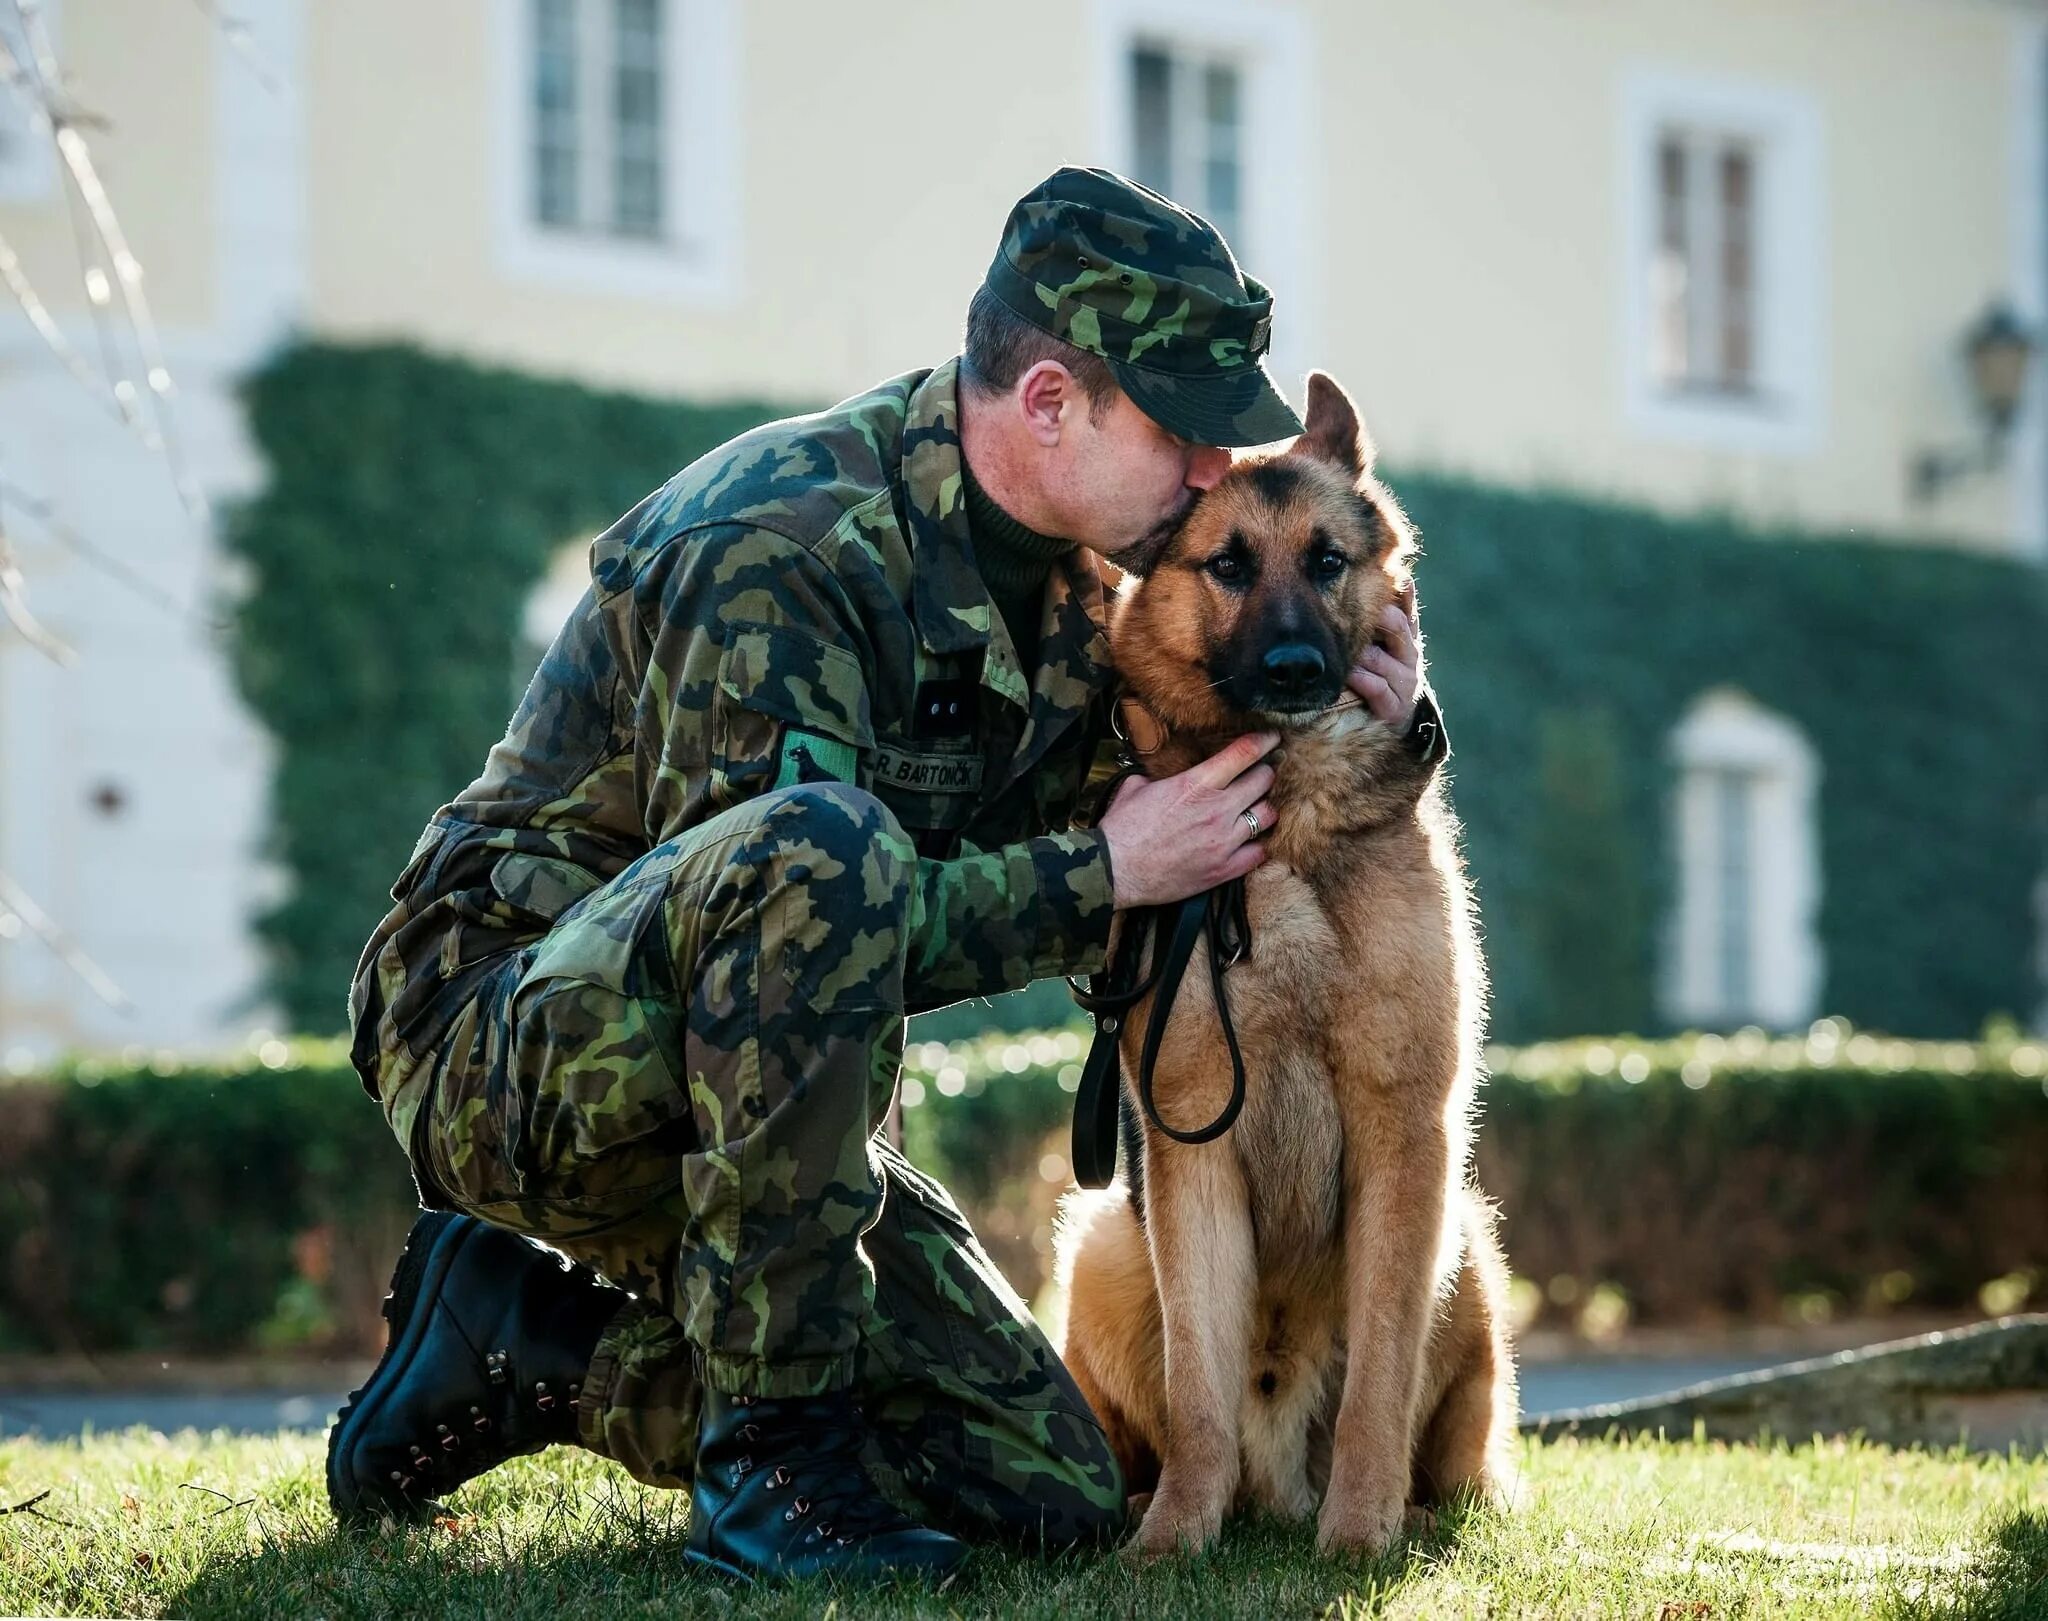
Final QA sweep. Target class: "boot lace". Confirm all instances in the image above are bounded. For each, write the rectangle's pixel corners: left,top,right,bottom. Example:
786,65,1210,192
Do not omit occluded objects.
744,1396,924,1544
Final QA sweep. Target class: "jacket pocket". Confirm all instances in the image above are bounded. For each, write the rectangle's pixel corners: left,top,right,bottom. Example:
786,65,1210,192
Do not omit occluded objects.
712,622,874,800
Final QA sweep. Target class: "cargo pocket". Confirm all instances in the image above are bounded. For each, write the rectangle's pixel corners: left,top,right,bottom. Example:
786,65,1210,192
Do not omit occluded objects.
490,849,604,924
712,621,875,801
502,870,693,1209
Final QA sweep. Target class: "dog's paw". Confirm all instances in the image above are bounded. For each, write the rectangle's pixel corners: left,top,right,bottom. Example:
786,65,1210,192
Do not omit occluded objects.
1124,1491,1225,1563
1316,1485,1405,1556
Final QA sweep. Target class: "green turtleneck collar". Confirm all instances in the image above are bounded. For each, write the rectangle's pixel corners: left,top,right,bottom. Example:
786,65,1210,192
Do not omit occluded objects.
961,458,1074,596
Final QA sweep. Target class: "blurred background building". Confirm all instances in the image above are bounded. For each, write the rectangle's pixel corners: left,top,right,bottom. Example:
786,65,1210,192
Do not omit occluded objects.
0,0,2043,1060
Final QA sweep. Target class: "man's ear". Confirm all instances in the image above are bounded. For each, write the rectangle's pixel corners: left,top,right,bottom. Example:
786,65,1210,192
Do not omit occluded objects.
1296,371,1376,479
1017,360,1074,447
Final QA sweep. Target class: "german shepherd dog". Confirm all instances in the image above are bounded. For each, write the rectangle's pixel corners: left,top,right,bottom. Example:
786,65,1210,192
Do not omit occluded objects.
1056,373,1517,1558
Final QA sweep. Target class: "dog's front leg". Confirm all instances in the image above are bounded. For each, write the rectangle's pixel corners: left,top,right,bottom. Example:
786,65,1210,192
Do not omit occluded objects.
1128,1135,1257,1560
1318,1105,1450,1555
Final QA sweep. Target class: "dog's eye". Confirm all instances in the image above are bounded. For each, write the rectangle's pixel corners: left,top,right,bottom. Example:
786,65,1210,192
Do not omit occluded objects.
1208,553,1245,582
1314,548,1348,578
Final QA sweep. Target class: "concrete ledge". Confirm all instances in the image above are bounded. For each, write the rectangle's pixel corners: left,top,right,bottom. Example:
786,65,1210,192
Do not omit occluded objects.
1525,1313,2048,1453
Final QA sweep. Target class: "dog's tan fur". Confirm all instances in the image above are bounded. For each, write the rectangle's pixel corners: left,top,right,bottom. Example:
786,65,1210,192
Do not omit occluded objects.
1056,372,1518,1558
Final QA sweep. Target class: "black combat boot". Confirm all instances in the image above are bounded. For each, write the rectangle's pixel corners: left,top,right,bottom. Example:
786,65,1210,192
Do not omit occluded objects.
685,1388,969,1582
327,1210,621,1526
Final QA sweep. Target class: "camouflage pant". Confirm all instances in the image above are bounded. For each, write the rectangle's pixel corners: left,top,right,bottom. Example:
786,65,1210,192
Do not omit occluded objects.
382,782,1122,1547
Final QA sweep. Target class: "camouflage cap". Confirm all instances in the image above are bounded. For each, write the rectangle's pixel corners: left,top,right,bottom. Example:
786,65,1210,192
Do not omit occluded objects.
983,166,1302,448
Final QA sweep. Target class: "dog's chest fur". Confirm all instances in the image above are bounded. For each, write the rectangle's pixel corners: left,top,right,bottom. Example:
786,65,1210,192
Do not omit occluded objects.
1123,709,1447,1267
1230,866,1347,1264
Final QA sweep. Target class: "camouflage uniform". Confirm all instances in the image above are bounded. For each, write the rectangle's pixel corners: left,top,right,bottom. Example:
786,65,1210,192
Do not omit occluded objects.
346,167,1298,1549
348,358,1130,1544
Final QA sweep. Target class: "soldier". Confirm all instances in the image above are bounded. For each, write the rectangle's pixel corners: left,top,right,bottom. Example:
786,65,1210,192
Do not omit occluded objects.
327,166,1438,1582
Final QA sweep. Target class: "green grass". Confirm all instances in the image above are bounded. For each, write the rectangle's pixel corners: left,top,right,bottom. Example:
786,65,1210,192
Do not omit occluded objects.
1,1430,2042,1618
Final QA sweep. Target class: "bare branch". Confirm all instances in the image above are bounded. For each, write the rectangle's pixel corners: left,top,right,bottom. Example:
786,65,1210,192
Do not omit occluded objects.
1,4,209,522
0,528,74,662
49,127,208,521
0,870,130,1010
9,0,56,89
0,473,222,635
0,1487,76,1525
182,0,282,95
177,1482,257,1517
0,226,134,430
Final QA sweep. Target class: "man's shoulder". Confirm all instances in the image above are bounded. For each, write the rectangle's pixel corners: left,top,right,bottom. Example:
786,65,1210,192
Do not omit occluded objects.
594,367,933,594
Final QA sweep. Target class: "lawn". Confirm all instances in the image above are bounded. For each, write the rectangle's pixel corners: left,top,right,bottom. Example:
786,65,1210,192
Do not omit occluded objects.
1,1429,2041,1618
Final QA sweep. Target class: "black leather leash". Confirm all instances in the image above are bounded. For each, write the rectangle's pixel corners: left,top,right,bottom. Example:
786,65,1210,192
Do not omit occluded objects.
1068,877,1253,1188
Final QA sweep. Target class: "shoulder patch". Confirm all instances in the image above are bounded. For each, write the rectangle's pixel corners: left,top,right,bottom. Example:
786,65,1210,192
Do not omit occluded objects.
775,729,861,789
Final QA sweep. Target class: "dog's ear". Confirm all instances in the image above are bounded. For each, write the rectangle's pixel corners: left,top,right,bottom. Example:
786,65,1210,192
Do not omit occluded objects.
1296,371,1377,480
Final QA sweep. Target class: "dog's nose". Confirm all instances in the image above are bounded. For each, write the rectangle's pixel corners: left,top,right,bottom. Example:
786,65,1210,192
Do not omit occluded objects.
1262,644,1326,692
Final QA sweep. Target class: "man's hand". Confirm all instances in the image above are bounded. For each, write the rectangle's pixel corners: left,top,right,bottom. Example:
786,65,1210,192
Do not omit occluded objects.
1098,732,1279,910
1347,583,1422,729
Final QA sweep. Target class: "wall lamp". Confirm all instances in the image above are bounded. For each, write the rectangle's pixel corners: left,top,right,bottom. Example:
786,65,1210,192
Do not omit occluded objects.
1912,301,2035,504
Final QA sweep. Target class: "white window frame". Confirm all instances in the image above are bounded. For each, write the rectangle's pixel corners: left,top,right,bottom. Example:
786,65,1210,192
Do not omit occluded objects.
1662,689,1823,1030
1128,42,1248,261
1093,0,1313,421
492,0,738,302
0,0,59,205
1620,66,1825,455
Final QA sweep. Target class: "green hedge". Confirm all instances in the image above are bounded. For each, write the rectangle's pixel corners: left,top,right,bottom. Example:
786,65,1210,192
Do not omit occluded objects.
1399,473,2048,1043
227,343,787,1030
227,341,2048,1040
3,1025,2041,1357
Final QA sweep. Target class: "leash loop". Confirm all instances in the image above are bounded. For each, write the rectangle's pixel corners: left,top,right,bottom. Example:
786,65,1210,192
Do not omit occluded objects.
1069,879,1253,1186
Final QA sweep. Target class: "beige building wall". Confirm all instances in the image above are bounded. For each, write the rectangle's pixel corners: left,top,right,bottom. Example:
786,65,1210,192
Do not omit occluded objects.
1321,0,2028,551
0,0,2039,1057
300,0,2044,556
304,0,1084,401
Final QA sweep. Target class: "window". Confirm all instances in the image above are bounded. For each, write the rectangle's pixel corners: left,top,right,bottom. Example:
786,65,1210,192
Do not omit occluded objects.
529,0,665,241
1653,130,1755,395
1093,0,1311,393
0,0,57,204
494,0,736,299
1129,42,1245,252
1622,69,1823,452
1663,691,1822,1030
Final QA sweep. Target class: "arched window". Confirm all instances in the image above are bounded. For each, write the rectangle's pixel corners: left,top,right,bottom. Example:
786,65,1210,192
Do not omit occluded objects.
514,539,595,702
1662,689,1822,1029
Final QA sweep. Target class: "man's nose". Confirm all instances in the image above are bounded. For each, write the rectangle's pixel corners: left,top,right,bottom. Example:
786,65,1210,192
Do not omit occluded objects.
1185,444,1232,490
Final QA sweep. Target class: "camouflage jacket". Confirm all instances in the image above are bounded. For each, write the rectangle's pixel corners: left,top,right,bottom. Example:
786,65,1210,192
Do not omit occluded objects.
348,359,1121,1100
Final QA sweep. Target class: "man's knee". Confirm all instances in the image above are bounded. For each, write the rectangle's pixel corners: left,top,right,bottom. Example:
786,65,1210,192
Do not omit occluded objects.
752,781,912,886
748,782,916,1016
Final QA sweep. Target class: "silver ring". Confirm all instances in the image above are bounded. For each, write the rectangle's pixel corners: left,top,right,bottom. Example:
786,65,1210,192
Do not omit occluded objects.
1242,807,1263,838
